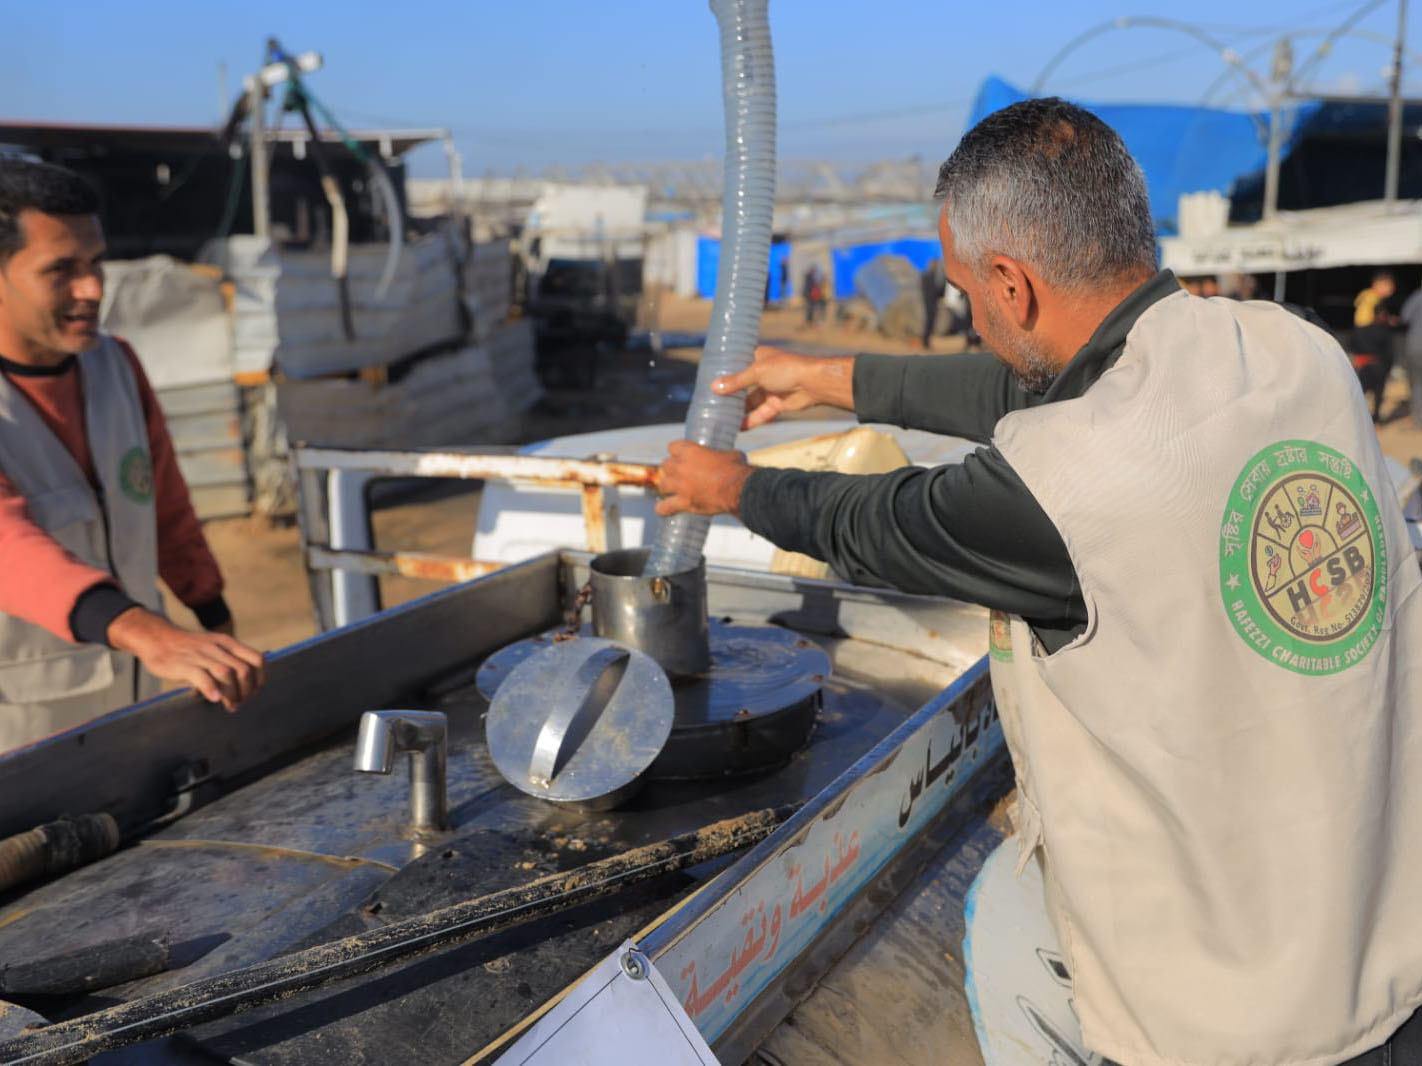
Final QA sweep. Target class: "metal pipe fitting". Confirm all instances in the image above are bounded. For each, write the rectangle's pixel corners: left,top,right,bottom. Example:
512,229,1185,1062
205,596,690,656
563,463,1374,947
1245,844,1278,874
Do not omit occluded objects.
590,547,710,678
353,710,449,831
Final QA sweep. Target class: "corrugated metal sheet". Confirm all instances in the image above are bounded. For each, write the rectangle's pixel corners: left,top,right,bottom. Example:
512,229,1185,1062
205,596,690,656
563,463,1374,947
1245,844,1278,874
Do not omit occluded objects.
465,240,513,342
156,381,239,418
486,319,541,416
187,484,253,520
99,235,517,519
157,381,249,520
205,232,465,380
276,322,538,451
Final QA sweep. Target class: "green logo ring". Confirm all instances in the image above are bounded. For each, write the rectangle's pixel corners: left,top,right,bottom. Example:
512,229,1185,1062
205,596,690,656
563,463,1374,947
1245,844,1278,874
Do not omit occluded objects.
1218,439,1387,676
118,446,154,505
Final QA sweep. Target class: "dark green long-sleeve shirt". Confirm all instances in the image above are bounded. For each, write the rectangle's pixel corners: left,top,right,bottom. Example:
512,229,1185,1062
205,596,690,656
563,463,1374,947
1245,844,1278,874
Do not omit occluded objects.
738,270,1180,653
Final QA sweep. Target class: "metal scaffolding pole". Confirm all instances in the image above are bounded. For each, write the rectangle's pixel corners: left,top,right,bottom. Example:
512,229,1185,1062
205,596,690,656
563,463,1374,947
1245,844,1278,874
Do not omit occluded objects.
1263,37,1293,221
1386,0,1409,203
246,76,270,239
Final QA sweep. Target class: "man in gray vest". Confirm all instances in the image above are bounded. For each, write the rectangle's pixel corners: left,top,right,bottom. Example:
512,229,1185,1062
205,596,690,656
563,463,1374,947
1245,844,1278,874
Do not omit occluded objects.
656,99,1422,1064
0,159,264,751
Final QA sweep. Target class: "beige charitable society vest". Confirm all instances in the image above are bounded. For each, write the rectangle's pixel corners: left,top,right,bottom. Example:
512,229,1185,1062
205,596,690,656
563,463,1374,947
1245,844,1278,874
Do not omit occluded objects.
0,336,164,752
989,290,1422,1066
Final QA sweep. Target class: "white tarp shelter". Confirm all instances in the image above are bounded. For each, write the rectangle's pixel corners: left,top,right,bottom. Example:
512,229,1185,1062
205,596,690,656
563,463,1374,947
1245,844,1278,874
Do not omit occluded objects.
1160,198,1422,275
524,183,648,261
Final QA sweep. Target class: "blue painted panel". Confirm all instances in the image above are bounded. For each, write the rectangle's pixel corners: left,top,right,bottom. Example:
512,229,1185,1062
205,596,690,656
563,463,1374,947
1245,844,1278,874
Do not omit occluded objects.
696,238,792,301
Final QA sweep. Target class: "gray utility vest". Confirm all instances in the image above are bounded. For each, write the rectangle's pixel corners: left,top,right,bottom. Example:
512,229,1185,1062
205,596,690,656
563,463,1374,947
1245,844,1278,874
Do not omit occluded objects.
988,292,1422,1066
0,336,162,751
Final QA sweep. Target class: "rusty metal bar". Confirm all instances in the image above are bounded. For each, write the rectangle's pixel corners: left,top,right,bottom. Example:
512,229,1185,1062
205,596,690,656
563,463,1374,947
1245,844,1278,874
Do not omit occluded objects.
308,547,505,583
294,447,657,489
294,446,662,614
580,485,608,554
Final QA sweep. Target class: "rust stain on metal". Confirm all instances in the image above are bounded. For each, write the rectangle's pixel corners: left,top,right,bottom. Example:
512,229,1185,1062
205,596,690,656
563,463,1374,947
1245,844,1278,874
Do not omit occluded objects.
580,485,608,554
526,456,657,489
296,447,657,489
390,552,503,583
308,547,503,583
0,905,36,932
138,838,399,873
296,447,662,593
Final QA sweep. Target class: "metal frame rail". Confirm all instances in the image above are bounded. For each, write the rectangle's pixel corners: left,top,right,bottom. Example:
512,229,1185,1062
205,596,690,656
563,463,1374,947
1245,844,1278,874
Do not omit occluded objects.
291,445,658,632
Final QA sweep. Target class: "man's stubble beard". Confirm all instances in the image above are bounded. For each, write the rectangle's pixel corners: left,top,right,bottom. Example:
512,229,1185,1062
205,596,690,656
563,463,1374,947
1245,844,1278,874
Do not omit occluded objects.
981,297,1057,395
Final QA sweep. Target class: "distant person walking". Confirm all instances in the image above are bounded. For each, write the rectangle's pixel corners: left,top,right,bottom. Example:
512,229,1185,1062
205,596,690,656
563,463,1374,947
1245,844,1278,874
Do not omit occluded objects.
1353,270,1400,421
802,263,826,327
1400,282,1422,427
920,258,946,349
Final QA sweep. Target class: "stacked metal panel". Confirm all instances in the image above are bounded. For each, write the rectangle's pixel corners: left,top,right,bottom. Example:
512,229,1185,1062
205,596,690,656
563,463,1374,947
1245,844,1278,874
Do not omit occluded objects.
100,235,538,517
275,344,516,450
156,380,249,519
204,233,465,381
485,318,542,418
463,238,514,342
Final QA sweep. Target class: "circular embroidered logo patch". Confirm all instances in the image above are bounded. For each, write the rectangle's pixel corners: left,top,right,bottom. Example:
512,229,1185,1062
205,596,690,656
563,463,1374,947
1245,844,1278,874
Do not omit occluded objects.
988,610,1013,663
118,446,154,504
1219,440,1387,675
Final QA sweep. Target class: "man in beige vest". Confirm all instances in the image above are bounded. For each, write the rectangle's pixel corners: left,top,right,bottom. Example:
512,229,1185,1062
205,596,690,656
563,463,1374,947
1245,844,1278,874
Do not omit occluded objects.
0,159,264,751
656,99,1422,1064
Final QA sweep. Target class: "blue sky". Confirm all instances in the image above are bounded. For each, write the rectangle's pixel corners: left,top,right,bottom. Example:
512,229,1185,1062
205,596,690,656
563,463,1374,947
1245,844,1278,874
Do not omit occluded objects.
2,0,1416,176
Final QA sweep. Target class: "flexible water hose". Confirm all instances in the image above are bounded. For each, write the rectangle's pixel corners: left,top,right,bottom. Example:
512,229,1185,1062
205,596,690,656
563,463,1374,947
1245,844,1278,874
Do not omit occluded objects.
269,39,406,301
644,0,777,576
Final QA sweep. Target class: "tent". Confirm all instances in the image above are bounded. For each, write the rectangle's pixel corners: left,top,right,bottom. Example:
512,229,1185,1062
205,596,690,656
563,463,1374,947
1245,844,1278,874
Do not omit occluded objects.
969,78,1422,230
696,237,791,301
830,237,939,300
967,76,1317,236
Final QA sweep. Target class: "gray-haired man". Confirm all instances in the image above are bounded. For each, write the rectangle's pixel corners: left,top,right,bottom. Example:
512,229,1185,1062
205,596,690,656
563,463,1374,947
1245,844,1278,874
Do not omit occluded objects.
656,98,1422,1065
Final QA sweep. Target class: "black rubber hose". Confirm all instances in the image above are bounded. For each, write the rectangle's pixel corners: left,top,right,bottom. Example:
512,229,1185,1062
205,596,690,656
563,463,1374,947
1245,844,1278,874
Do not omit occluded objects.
0,814,120,895
0,932,169,996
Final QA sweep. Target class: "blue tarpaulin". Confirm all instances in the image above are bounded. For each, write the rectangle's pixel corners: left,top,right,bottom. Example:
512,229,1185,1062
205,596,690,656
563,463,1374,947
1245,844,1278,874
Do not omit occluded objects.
696,237,791,301
694,79,1333,305
830,237,939,300
967,76,1319,235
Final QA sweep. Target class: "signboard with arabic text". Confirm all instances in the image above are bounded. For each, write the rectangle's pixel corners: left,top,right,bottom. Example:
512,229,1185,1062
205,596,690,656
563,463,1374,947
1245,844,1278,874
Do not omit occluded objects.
648,659,1002,1046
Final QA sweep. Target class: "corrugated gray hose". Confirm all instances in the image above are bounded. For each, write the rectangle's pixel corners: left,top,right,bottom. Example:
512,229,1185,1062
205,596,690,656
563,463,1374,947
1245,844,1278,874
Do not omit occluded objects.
644,0,777,576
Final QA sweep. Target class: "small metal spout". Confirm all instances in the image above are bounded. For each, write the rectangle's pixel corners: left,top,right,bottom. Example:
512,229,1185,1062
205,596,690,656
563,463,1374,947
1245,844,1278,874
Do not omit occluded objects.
353,710,448,831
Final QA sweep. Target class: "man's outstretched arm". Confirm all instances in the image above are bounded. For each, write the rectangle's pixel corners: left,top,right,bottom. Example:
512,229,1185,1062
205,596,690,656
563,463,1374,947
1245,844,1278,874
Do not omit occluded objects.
853,352,1035,443
655,441,1087,652
721,346,1034,443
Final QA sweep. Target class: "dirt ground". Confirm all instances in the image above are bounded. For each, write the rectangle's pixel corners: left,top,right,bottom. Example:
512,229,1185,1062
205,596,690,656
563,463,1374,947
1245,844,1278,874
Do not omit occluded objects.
653,291,973,358
184,295,1422,654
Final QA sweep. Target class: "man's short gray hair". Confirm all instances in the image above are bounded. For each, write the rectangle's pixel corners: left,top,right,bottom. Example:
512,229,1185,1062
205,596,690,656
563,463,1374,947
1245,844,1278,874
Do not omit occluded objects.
934,98,1157,291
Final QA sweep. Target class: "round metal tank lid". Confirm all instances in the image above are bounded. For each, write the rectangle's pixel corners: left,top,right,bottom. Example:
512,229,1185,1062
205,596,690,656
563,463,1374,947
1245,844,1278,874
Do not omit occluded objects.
485,638,674,809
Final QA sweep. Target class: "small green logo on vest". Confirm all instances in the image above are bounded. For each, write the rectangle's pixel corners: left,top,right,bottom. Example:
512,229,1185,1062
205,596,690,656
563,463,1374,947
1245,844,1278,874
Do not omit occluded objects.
988,610,1013,662
118,447,154,504
1219,440,1387,675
